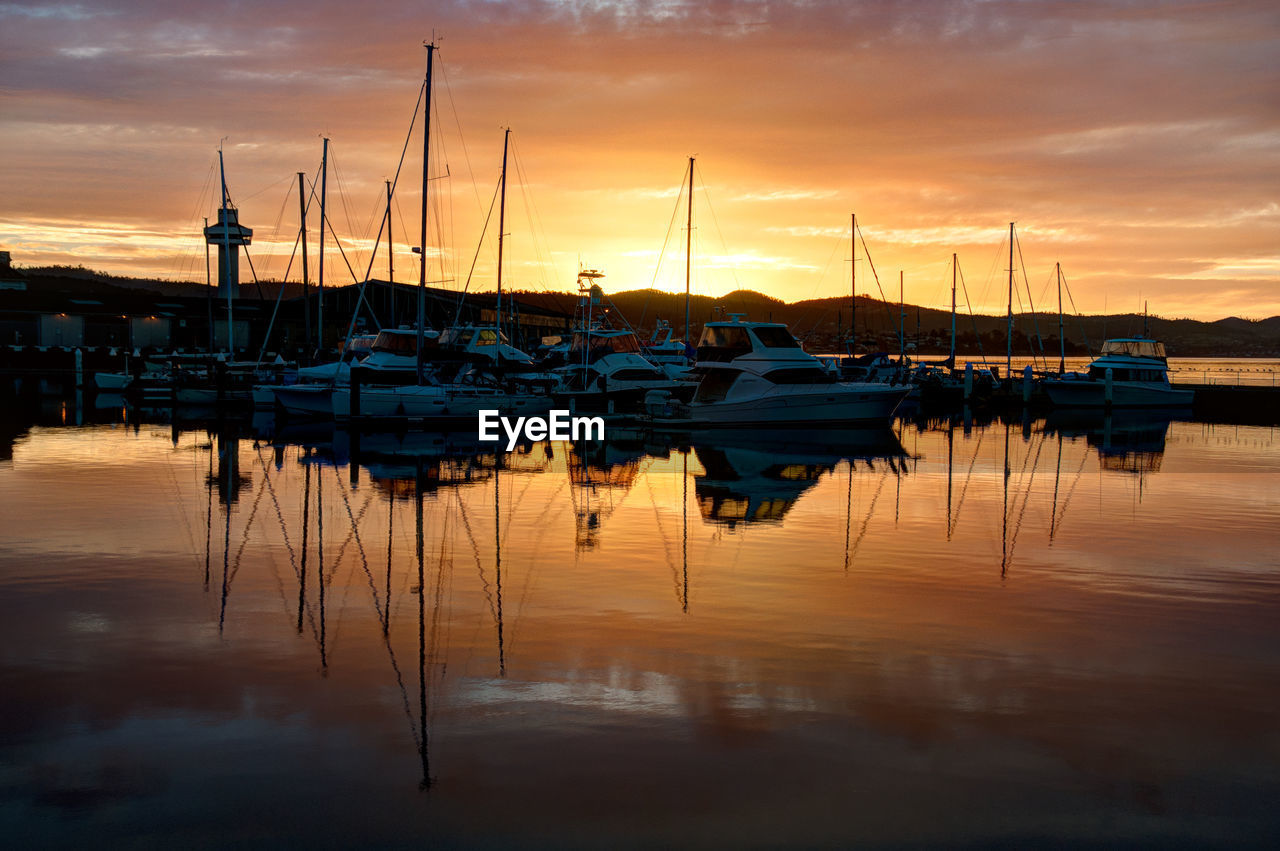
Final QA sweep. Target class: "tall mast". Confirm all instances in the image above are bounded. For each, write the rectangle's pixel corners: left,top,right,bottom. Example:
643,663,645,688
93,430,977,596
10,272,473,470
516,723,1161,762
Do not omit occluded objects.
417,42,434,385
1006,221,1014,381
496,127,510,345
950,253,957,364
850,213,857,352
318,137,329,355
297,172,311,355
1057,262,1064,375
898,270,905,361
218,147,233,354
386,178,395,327
204,216,213,353
684,156,694,346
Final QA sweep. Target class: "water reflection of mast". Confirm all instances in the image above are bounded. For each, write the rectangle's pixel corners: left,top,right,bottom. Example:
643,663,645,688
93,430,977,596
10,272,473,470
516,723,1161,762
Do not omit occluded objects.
843,458,853,571
217,429,237,635
385,490,393,636
494,457,506,676
946,419,954,542
205,438,213,591
894,423,903,526
298,452,310,634
416,458,430,788
1050,428,1063,541
1001,420,1010,577
317,453,327,672
682,448,689,613
1002,422,1050,576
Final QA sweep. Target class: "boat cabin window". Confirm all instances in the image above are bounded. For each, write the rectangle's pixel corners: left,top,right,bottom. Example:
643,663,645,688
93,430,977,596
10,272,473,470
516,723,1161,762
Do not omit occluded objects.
697,326,753,362
440,327,510,347
610,368,665,382
692,369,741,403
572,332,640,355
571,332,641,364
371,331,419,355
762,367,831,385
751,326,801,349
1101,339,1166,359
1087,366,1167,382
439,328,474,347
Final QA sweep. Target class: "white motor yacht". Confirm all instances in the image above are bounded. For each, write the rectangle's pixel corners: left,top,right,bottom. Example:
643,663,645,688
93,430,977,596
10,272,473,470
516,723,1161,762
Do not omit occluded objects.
553,327,685,409
1043,337,1193,408
644,315,910,426
640,319,692,380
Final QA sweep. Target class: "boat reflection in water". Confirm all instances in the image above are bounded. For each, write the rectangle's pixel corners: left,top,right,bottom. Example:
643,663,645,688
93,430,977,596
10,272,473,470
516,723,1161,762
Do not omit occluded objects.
3,401,1278,847
566,432,648,549
1044,408,1175,475
686,427,907,528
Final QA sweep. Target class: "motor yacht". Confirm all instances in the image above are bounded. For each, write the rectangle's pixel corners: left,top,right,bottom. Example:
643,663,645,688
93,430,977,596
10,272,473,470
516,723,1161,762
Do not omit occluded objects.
643,315,910,426
552,327,686,410
1043,337,1193,407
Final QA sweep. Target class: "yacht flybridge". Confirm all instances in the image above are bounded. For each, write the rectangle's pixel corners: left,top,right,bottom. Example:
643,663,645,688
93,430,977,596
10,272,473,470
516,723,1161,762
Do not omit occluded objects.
644,315,910,426
552,327,686,408
1043,337,1193,408
641,319,692,380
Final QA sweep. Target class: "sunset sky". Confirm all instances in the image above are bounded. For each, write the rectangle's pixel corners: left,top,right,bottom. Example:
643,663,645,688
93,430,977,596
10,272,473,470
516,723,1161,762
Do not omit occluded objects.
1,0,1276,320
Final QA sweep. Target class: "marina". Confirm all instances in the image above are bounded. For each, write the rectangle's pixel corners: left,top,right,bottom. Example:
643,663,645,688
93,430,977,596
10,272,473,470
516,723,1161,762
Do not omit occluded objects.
3,2,1279,844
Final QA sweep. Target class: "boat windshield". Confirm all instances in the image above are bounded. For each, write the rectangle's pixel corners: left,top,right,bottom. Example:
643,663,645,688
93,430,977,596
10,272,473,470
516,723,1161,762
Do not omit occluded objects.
371,331,418,355
751,326,801,349
571,332,640,355
697,325,753,362
692,368,741,403
440,327,509,347
1101,339,1166,359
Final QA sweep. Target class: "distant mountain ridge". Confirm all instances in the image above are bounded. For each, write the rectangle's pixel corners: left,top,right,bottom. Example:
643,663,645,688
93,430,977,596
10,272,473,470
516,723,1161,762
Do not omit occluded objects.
508,287,1280,357
7,264,1277,357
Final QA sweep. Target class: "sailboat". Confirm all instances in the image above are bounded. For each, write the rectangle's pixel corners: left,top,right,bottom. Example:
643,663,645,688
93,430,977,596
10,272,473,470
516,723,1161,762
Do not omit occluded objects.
334,116,553,424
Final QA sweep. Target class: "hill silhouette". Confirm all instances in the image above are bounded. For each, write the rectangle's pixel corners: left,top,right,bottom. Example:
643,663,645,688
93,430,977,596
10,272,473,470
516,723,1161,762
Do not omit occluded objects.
5,260,1276,357
507,287,1280,357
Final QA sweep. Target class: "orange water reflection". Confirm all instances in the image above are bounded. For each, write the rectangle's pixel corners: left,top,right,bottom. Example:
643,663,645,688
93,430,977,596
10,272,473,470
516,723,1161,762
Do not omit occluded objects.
1,413,1277,844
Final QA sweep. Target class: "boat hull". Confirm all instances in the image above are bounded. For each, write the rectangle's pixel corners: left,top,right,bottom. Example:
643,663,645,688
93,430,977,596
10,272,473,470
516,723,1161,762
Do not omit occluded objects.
93,372,132,391
271,384,336,418
657,384,910,427
1043,379,1193,408
333,385,555,423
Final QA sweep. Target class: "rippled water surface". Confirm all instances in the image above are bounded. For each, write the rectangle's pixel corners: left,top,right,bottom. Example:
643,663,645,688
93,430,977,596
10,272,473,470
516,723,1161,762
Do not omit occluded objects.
2,405,1278,847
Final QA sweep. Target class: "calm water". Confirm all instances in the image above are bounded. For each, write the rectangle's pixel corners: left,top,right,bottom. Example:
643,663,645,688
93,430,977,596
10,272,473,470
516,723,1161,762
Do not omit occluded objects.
2,404,1278,847
927,357,1280,387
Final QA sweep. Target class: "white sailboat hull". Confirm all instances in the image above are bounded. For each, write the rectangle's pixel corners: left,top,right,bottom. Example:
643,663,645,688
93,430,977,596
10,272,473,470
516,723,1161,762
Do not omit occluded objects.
93,372,132,391
271,384,336,417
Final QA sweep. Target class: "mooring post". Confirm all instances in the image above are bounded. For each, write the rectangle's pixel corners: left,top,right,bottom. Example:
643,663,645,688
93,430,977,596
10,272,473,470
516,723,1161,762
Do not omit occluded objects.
350,366,363,421
1104,367,1114,409
74,348,83,389
215,359,227,409
964,361,973,401
349,428,360,488
1022,364,1033,404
